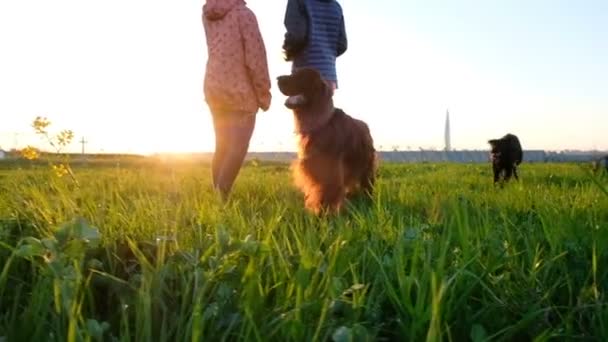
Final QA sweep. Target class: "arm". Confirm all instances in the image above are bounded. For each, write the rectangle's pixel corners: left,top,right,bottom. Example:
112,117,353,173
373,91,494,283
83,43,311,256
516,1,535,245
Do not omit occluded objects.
337,14,347,57
201,11,211,53
240,8,271,111
283,0,308,61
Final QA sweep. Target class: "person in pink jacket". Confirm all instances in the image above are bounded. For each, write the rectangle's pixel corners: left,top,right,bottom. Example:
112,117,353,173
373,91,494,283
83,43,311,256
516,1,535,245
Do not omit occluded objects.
202,0,271,200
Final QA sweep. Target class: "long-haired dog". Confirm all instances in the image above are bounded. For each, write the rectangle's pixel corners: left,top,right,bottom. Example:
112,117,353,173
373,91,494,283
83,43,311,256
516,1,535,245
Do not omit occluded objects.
277,68,377,214
488,133,523,183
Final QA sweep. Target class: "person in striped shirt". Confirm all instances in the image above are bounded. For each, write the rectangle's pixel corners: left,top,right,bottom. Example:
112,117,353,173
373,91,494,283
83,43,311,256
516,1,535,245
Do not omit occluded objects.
283,0,348,92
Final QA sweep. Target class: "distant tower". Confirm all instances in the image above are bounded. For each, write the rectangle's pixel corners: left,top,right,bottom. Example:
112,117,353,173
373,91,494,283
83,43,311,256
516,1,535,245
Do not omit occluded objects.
444,109,451,151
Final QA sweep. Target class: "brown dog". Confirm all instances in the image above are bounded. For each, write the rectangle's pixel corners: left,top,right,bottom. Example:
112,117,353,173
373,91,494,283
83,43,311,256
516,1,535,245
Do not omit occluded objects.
277,68,377,214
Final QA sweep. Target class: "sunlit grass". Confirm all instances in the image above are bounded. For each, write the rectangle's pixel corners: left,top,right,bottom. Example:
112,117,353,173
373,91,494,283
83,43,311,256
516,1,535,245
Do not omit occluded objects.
0,161,607,341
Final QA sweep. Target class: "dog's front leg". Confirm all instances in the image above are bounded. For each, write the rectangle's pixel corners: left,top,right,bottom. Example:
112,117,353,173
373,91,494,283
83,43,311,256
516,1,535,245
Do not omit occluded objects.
492,164,501,184
504,167,514,182
513,166,519,180
301,157,345,215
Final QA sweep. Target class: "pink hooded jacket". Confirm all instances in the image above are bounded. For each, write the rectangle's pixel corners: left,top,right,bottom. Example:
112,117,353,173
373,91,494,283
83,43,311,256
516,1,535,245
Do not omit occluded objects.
202,0,271,115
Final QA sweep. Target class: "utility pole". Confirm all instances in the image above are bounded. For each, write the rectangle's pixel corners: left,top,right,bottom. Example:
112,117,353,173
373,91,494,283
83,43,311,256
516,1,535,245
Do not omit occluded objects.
80,137,88,155
13,132,20,150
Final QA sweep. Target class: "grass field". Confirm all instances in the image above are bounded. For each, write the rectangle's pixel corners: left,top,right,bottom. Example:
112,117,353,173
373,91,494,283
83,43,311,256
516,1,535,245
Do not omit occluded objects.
0,160,607,341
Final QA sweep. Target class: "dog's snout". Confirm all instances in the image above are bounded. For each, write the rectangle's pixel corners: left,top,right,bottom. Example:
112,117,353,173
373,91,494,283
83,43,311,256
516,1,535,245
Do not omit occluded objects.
277,75,292,83
277,76,297,96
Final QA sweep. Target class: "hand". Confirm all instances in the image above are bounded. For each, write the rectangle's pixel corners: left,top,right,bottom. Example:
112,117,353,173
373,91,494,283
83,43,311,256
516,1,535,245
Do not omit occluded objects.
260,94,271,112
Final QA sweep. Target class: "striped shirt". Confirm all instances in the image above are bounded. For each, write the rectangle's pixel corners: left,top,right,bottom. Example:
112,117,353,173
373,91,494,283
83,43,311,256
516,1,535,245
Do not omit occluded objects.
285,0,347,86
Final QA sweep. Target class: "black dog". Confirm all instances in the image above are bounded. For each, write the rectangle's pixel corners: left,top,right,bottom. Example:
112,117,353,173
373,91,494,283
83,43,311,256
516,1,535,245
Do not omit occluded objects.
488,133,523,183
591,156,608,174
597,155,608,174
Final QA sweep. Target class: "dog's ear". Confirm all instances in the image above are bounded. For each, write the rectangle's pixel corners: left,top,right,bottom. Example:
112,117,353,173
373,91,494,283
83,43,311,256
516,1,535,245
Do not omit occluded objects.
292,68,323,96
302,71,330,101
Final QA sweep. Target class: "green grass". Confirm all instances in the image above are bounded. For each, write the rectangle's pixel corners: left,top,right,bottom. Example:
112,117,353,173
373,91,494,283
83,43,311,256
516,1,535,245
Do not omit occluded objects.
0,161,607,341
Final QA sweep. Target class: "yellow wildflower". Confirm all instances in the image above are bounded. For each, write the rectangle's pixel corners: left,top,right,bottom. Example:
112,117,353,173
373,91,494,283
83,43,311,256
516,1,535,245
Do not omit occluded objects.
32,116,51,135
52,164,69,178
21,146,40,160
57,130,74,146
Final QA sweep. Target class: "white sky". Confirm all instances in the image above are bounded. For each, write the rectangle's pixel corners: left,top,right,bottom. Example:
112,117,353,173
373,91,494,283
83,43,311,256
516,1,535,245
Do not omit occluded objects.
0,0,606,154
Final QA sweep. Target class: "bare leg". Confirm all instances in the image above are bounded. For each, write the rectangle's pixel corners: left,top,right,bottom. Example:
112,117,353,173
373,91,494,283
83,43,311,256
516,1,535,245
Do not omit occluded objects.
211,115,229,189
215,114,256,200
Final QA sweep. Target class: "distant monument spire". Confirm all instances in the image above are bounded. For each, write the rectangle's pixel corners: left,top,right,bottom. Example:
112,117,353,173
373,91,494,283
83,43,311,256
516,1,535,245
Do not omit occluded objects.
444,109,451,151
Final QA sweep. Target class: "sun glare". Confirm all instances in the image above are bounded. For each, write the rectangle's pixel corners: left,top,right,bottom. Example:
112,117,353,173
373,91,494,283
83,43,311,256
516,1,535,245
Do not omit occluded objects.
134,122,215,156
